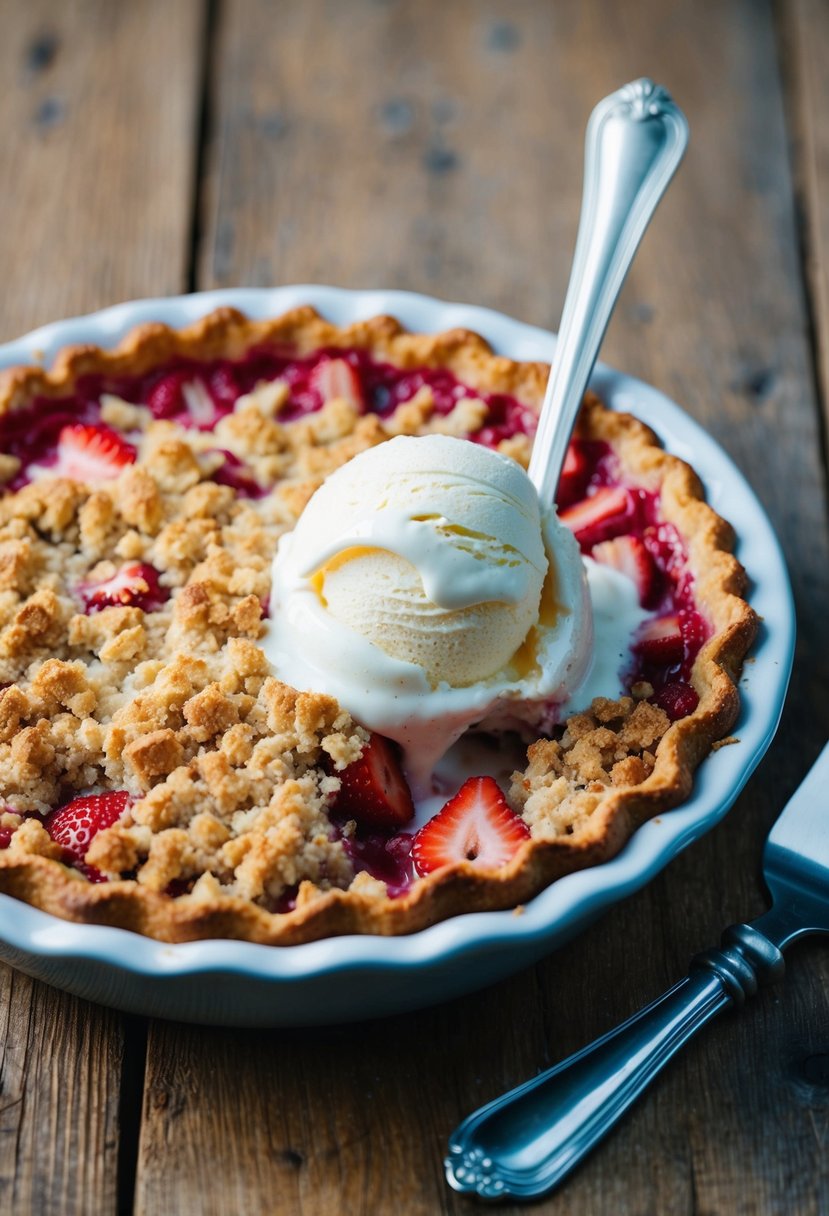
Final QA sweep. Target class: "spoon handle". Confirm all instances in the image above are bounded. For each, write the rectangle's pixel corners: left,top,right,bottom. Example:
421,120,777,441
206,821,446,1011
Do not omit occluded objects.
444,923,785,1201
528,79,689,506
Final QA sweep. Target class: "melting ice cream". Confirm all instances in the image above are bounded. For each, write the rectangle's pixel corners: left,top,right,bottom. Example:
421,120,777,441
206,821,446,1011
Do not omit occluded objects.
264,435,601,791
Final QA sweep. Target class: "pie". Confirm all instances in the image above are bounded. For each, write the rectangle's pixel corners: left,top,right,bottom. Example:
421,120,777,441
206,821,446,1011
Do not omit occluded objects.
0,306,757,944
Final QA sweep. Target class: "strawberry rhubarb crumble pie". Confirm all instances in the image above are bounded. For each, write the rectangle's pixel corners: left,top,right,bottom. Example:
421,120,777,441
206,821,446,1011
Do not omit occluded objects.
0,307,756,944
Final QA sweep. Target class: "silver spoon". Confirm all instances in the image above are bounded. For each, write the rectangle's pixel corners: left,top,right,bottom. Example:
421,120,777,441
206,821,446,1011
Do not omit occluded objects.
446,742,829,1201
443,79,691,1202
527,78,689,506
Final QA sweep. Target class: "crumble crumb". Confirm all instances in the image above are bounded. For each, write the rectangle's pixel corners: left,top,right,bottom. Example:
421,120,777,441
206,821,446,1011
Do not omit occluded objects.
0,376,384,898
510,695,671,840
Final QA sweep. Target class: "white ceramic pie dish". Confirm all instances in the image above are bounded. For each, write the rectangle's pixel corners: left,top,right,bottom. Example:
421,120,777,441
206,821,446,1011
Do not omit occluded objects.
0,286,794,1026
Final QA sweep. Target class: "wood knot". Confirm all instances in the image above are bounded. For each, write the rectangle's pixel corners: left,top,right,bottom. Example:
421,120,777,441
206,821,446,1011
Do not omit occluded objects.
275,1148,304,1168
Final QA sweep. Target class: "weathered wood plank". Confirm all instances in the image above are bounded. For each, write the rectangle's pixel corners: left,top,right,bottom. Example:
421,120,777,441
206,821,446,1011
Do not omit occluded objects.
139,2,829,1214
0,0,204,343
0,970,123,1216
0,1,204,1213
778,0,829,445
197,0,576,317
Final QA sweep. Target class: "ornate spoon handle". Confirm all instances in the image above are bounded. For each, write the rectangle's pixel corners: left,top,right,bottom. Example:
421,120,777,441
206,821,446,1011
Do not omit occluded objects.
445,923,784,1201
528,79,689,506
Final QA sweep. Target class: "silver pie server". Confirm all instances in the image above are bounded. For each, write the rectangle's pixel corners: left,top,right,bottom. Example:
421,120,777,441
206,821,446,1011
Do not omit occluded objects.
527,77,688,505
445,742,829,1201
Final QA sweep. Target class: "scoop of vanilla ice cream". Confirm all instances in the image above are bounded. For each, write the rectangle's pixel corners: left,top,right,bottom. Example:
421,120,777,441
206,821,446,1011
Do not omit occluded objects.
295,435,547,686
264,433,593,791
322,552,539,686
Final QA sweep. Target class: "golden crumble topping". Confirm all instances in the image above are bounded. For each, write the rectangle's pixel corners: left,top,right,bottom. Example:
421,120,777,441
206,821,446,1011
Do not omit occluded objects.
509,695,670,839
0,308,756,943
0,368,674,908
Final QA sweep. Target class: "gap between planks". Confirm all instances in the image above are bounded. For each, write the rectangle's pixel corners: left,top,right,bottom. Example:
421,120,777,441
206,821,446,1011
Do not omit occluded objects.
186,0,221,294
117,1018,149,1216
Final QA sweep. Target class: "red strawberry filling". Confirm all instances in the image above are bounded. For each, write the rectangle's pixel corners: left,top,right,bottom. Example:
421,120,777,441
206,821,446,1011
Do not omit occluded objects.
78,562,168,614
2,344,718,895
557,439,592,509
557,446,710,692
560,484,639,547
145,369,194,420
208,449,267,498
0,346,710,690
634,614,685,665
342,832,416,897
331,756,530,894
328,733,418,896
0,347,544,492
652,681,700,721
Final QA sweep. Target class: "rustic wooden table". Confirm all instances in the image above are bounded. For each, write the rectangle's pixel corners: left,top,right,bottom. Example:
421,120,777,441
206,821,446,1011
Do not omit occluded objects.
0,1,827,1213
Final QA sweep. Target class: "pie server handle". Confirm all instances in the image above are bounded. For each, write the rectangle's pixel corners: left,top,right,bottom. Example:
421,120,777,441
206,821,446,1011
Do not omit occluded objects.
444,922,784,1201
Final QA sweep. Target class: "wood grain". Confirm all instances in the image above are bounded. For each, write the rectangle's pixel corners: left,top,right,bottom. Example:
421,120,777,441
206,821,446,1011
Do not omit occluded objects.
135,1,829,1214
0,1,203,1213
0,0,204,343
197,0,575,321
0,969,124,1216
778,0,829,439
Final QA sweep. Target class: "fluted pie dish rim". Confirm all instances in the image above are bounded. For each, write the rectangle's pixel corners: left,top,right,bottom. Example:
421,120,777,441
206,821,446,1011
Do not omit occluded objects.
0,286,792,1024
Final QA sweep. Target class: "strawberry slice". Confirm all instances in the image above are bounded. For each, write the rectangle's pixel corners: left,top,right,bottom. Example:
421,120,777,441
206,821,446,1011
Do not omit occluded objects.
652,680,699,720
45,790,130,881
146,371,223,429
634,614,684,665
592,535,660,607
557,441,590,509
332,734,415,829
411,776,530,876
209,449,267,499
79,561,168,614
208,363,241,407
146,369,191,419
560,485,632,548
51,423,135,482
181,379,220,429
311,358,364,411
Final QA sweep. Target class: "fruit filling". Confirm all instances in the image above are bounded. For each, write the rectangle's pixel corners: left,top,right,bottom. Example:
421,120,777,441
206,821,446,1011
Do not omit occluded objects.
1,348,708,675
44,791,131,883
78,562,169,614
0,348,539,492
0,339,712,900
